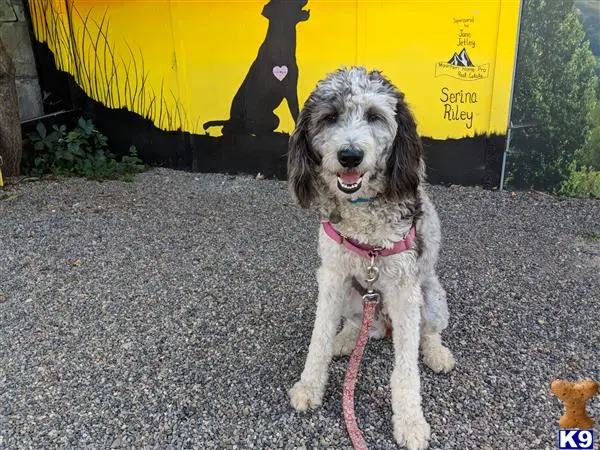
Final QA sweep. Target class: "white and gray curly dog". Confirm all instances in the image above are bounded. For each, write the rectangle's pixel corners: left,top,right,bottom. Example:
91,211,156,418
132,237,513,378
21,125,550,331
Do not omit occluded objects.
286,66,455,450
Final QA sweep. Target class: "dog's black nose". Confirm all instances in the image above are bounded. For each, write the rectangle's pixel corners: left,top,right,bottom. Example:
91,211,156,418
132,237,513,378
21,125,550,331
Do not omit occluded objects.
337,147,364,169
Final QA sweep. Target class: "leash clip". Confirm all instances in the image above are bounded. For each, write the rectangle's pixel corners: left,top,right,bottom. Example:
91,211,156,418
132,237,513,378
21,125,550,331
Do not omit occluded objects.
363,253,381,305
362,290,380,305
366,254,379,282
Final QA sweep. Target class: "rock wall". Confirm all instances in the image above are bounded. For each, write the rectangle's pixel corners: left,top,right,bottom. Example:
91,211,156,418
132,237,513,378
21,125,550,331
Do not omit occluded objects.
0,0,42,121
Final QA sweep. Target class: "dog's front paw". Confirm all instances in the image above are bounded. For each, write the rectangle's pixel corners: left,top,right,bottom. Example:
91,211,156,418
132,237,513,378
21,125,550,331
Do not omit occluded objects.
393,414,431,450
288,381,322,412
422,344,455,374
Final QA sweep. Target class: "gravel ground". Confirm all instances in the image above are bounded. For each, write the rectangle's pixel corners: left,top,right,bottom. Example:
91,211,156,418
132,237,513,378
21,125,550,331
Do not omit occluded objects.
1,168,599,450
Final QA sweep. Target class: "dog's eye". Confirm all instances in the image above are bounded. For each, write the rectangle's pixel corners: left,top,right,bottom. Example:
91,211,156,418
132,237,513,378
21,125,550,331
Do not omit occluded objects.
323,113,338,124
366,111,382,123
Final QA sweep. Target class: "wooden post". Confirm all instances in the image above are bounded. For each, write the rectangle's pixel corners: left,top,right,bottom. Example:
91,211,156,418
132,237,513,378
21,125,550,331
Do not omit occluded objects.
0,36,23,178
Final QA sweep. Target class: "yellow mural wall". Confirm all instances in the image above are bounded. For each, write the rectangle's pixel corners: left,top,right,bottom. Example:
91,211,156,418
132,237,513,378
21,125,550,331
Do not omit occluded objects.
28,0,521,139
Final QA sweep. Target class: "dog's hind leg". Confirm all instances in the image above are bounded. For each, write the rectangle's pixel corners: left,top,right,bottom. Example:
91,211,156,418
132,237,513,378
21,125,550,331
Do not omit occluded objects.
419,274,455,373
248,112,280,135
417,193,455,374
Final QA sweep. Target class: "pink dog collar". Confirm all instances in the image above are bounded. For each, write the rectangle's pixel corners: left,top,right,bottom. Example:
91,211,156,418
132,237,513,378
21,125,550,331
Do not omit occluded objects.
321,220,416,259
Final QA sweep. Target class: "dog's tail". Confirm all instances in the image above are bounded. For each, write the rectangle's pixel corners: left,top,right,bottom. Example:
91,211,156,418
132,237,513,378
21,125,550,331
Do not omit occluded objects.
203,120,229,130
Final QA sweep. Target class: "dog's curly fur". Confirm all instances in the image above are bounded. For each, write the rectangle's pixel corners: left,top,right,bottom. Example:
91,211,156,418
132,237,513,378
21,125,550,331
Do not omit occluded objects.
287,67,455,450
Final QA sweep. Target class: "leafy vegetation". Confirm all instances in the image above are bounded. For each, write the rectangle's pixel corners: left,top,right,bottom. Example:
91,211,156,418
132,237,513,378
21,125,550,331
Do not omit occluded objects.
560,87,600,198
578,101,600,170
23,117,145,181
575,0,600,75
509,0,599,191
559,160,600,198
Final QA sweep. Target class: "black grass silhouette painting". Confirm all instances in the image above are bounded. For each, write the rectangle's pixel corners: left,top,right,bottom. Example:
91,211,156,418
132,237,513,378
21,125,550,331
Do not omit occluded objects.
203,0,310,136
27,1,188,131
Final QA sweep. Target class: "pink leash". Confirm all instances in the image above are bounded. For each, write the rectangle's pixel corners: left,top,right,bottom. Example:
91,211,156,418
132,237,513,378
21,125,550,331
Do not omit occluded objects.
342,295,379,450
321,219,417,449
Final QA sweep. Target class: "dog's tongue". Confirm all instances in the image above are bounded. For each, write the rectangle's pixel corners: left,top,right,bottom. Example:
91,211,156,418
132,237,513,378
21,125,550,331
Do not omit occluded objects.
338,172,362,184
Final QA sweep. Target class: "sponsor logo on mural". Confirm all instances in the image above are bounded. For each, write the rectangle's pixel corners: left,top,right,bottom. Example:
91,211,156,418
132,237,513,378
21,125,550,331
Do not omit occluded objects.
435,16,489,81
436,15,487,130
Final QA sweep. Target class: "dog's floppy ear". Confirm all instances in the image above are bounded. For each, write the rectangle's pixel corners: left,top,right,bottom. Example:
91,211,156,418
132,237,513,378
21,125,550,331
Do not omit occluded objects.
287,103,320,208
384,91,424,202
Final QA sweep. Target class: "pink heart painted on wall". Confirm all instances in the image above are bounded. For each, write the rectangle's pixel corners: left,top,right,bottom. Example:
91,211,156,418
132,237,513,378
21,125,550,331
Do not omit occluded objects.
272,65,288,81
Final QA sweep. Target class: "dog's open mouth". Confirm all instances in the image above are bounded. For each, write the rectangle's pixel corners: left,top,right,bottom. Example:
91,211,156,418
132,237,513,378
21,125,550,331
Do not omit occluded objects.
337,172,364,194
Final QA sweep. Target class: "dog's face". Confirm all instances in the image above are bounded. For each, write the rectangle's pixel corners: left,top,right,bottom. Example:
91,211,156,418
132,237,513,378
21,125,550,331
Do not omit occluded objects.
262,0,310,23
288,67,424,208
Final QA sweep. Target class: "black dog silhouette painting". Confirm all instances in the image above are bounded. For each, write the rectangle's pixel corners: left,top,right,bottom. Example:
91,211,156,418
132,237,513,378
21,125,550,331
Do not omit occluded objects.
203,0,310,136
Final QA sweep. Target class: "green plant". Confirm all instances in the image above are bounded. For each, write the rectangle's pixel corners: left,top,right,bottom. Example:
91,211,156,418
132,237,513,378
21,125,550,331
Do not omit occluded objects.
509,0,599,190
559,160,600,198
23,117,145,181
577,101,600,170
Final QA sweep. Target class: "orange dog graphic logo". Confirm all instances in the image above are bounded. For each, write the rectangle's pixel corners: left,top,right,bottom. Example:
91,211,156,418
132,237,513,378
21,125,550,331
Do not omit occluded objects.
551,378,598,429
